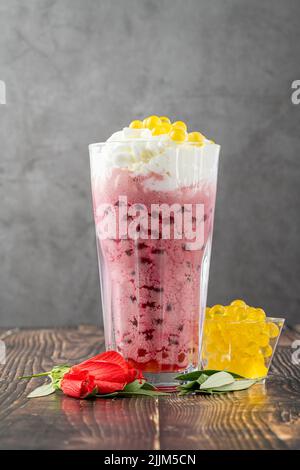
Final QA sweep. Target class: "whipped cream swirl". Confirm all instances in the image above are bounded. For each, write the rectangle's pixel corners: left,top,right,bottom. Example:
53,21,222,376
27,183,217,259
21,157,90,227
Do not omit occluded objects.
90,127,220,191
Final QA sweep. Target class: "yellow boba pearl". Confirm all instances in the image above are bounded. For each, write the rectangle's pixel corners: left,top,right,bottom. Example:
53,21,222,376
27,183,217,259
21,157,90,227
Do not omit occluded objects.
143,115,161,129
187,131,205,145
236,307,249,321
268,322,280,338
169,128,187,142
256,350,266,363
257,333,269,347
205,310,214,321
246,342,260,356
216,339,229,354
160,116,171,124
226,306,242,321
247,307,259,321
205,307,211,317
209,304,225,316
205,342,217,354
225,305,236,317
206,359,220,370
247,362,268,379
152,123,172,135
172,121,187,131
262,344,273,358
129,120,143,129
230,299,247,308
255,308,266,321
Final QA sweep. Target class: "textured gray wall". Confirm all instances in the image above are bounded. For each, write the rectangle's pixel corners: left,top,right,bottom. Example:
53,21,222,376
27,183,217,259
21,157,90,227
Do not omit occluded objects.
0,0,299,327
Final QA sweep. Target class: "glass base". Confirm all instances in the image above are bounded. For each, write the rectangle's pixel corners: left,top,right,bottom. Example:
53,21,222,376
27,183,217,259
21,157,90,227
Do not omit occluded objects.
144,366,196,391
143,371,179,391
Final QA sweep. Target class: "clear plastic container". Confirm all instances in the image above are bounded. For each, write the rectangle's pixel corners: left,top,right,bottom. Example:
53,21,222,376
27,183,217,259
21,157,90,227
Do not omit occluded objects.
201,316,285,379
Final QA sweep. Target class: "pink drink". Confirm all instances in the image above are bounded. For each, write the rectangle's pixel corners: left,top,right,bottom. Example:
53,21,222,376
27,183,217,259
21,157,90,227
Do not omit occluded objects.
90,138,219,387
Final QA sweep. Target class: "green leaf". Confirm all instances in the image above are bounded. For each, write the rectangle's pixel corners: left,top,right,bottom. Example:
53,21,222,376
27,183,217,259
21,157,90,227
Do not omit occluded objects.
141,381,157,391
124,380,166,394
197,373,209,385
123,380,145,392
178,389,191,396
116,389,168,397
27,382,55,398
96,392,119,398
96,385,169,398
177,373,209,393
178,387,227,396
175,369,244,382
180,380,199,390
176,372,257,396
200,371,235,390
210,379,257,392
194,389,228,395
175,371,203,382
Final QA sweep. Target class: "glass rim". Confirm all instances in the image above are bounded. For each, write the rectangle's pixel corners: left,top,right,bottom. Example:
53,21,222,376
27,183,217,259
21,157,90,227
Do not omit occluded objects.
89,141,221,149
205,316,285,325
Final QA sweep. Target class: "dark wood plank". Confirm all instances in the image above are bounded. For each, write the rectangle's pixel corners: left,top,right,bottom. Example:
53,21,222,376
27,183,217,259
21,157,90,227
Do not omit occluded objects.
0,325,299,450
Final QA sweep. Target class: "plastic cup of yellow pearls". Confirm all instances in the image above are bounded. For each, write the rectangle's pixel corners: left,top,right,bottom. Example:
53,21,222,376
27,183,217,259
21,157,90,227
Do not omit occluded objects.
201,300,285,380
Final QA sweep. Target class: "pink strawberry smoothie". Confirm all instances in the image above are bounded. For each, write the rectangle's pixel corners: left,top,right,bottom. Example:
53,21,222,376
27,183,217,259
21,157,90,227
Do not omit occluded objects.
92,167,216,373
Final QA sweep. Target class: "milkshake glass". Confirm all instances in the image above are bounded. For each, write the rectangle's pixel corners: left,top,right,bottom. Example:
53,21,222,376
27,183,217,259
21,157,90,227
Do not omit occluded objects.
89,127,220,388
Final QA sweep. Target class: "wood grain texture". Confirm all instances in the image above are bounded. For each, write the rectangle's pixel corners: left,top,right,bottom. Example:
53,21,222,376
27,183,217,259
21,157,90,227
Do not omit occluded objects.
0,325,299,450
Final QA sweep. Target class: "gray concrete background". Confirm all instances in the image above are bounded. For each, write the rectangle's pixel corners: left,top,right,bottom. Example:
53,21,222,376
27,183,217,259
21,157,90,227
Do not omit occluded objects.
0,0,299,327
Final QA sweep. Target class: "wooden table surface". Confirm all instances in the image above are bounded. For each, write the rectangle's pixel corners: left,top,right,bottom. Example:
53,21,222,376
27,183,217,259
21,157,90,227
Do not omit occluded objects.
0,325,299,450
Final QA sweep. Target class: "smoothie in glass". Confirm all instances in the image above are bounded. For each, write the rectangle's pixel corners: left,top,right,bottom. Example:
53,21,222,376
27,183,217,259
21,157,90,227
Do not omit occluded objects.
89,116,220,388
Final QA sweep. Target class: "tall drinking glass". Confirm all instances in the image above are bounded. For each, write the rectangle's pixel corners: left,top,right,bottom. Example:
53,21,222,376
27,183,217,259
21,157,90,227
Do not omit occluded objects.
89,140,220,388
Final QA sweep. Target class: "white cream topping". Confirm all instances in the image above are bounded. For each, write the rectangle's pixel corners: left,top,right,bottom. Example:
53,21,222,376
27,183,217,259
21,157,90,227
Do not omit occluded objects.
90,127,220,191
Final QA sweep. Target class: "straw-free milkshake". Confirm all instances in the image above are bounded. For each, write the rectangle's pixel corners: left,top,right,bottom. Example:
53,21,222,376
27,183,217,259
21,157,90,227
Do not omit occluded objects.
90,116,220,386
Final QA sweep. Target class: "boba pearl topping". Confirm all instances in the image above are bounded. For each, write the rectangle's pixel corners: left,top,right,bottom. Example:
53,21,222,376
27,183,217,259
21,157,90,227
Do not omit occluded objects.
96,115,220,192
128,115,210,144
